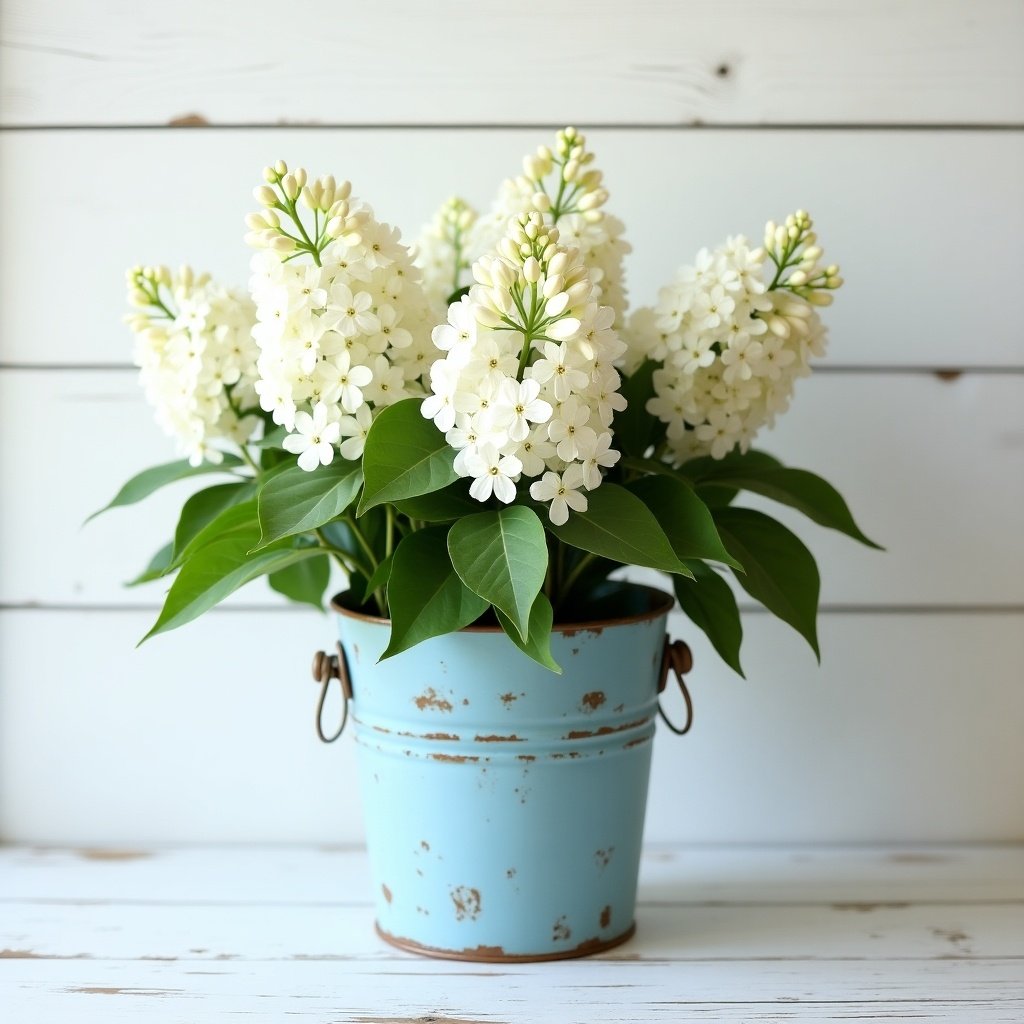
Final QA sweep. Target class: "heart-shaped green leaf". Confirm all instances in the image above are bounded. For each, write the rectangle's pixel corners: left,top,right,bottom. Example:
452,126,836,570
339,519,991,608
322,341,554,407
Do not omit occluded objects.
359,398,459,513
448,506,548,642
381,526,489,660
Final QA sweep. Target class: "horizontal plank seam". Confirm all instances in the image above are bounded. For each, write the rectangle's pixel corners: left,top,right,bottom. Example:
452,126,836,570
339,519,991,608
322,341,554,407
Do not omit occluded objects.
2,123,1023,133
1,953,1021,965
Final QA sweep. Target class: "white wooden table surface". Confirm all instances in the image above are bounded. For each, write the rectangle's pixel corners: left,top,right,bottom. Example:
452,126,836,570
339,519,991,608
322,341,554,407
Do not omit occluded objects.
2,844,1022,1022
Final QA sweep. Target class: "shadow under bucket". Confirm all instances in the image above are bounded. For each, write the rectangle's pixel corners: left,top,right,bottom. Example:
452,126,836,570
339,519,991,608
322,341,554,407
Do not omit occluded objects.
314,582,691,962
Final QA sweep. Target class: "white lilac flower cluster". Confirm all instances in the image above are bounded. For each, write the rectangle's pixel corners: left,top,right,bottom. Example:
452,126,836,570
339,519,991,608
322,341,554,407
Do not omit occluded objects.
419,128,630,327
414,196,479,320
126,265,260,466
626,211,843,462
422,203,626,525
245,161,435,471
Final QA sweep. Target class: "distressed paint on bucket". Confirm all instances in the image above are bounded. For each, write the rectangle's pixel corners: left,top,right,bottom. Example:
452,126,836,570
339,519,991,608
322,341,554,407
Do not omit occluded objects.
332,583,675,962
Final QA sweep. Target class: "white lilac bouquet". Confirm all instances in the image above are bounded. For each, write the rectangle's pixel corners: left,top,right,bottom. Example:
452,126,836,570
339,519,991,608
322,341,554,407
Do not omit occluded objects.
93,128,878,674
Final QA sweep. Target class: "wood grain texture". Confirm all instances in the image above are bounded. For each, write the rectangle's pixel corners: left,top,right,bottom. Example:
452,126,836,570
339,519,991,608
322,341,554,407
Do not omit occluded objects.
1,610,1020,844
1,844,1022,1021
2,1,1022,126
1,370,1019,608
0,130,1022,369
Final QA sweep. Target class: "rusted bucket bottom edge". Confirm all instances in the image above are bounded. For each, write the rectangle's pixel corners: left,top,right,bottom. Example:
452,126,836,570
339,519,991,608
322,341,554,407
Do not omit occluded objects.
375,920,637,963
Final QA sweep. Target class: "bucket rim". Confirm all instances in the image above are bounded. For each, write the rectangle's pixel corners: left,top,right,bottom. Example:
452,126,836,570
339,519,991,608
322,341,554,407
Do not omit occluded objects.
330,582,674,634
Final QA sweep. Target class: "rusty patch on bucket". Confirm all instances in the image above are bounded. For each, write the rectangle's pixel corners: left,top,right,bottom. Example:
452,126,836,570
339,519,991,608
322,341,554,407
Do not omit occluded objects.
414,688,453,712
450,886,482,921
499,692,518,705
600,905,612,928
422,732,460,741
581,691,606,712
595,847,615,869
431,753,479,764
516,754,536,762
564,717,649,740
552,916,572,941
474,733,524,743
623,735,651,750
381,884,392,904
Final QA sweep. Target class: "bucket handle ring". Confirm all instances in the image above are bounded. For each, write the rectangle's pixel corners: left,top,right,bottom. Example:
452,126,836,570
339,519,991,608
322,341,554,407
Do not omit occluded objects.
310,642,352,743
658,638,694,736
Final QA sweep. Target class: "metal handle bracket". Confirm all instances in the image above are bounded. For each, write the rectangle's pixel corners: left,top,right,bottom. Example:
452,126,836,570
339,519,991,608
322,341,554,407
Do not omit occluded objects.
657,638,694,736
311,642,352,743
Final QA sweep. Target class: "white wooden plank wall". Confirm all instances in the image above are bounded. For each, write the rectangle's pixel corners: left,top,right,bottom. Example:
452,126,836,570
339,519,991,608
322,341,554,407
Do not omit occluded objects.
0,1,1022,844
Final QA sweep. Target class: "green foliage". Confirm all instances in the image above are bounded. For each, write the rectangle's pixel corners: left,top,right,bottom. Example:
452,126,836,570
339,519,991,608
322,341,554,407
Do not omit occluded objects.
393,483,479,522
692,460,880,549
548,483,692,577
381,526,489,660
172,482,255,566
614,360,665,457
268,554,331,610
140,500,322,643
495,592,561,673
673,562,744,677
87,456,242,523
359,398,458,513
714,507,821,659
627,476,741,568
257,461,363,548
448,507,548,642
126,542,174,587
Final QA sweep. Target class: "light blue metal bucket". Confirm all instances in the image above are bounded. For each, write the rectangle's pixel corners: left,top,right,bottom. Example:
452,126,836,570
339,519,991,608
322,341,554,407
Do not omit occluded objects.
313,582,691,962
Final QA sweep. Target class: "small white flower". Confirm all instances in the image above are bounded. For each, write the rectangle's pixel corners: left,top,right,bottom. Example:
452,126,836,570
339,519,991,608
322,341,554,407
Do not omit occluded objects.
337,403,373,460
283,401,341,471
548,397,596,462
463,444,522,504
529,340,589,402
328,283,380,338
488,377,552,442
530,465,588,526
421,360,461,432
579,432,620,490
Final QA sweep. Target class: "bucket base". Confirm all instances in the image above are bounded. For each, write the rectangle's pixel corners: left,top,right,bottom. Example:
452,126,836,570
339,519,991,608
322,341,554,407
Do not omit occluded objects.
375,920,637,963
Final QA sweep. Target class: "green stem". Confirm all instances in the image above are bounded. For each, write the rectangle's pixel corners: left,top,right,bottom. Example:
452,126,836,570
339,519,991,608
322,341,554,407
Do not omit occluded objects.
557,551,598,611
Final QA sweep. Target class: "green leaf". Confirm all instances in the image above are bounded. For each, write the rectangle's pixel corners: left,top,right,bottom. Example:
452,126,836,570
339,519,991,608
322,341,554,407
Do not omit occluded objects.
714,508,821,659
393,483,479,522
126,542,174,587
359,398,458,513
495,592,561,674
268,554,331,610
381,526,488,660
448,507,548,642
141,536,321,642
174,500,262,569
360,551,394,605
614,359,665,457
628,476,742,569
548,484,692,576
257,461,363,548
681,448,783,483
674,561,744,677
86,456,243,523
171,482,254,566
447,284,472,305
700,467,881,549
